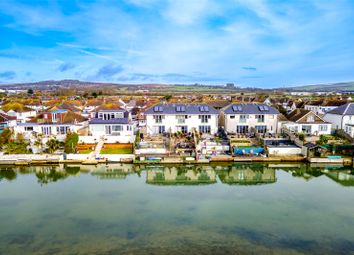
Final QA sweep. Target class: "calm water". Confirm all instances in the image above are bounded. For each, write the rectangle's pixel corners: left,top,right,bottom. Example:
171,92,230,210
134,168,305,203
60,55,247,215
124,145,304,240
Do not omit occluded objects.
1,163,354,255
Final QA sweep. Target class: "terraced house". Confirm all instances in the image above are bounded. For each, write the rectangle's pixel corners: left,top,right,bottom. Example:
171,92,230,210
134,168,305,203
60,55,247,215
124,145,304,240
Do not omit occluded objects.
144,104,219,135
220,104,279,134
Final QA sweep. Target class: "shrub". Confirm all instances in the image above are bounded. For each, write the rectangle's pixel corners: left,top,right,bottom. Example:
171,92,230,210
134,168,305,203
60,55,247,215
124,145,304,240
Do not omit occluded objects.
64,132,79,153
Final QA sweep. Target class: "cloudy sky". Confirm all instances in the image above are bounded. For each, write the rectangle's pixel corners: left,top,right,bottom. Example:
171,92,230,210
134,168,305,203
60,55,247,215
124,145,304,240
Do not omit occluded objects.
0,0,354,87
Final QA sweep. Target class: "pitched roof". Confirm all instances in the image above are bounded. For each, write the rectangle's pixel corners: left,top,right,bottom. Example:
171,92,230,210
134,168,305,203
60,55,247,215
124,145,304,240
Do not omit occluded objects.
286,109,327,123
46,102,81,112
145,104,218,115
29,110,87,124
222,104,279,115
1,102,33,113
95,103,124,111
327,103,354,115
0,112,16,122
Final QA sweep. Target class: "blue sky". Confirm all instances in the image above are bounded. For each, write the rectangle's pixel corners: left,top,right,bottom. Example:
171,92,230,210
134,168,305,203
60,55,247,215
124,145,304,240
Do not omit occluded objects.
0,0,354,87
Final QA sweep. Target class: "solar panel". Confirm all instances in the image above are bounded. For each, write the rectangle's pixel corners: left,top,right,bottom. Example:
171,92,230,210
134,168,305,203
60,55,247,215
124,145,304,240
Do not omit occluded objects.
158,106,163,112
259,105,264,111
200,106,204,112
237,106,243,112
204,106,209,112
264,106,269,111
153,106,159,112
180,106,186,112
176,106,181,112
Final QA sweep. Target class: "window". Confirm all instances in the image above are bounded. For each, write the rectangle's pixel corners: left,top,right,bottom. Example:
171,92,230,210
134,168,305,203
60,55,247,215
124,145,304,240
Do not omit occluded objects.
255,115,265,123
99,113,103,119
56,126,69,134
302,125,312,134
319,125,328,131
153,115,164,123
158,126,165,134
199,115,211,123
199,125,211,133
177,126,188,133
239,115,248,123
307,115,315,122
127,125,132,131
255,125,267,133
115,112,124,118
41,126,52,135
153,126,165,134
24,126,34,131
230,115,235,119
112,125,123,131
236,126,249,134
176,115,187,124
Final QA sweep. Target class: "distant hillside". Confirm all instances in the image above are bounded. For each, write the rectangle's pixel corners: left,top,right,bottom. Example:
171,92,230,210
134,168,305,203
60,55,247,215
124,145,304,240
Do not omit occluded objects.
286,82,354,92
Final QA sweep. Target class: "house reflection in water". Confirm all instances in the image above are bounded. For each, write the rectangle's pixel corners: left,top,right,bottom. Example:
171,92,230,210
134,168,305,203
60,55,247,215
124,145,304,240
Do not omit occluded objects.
322,167,354,186
90,164,135,180
218,164,276,185
146,165,217,185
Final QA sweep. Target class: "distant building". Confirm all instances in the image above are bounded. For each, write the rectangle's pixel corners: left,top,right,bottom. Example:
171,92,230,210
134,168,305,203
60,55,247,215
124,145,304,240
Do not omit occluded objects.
144,104,219,135
304,100,347,115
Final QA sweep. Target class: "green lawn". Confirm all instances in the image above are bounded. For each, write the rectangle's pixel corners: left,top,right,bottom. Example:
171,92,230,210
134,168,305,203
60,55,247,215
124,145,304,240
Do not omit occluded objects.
78,149,93,154
100,147,133,154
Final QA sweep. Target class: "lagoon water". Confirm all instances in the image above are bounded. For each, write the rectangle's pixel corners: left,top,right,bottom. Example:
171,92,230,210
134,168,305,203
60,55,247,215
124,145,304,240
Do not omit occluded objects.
1,163,354,255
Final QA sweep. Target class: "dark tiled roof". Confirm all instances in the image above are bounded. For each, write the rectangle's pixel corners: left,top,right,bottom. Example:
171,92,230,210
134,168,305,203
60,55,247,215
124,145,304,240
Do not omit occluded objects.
145,104,218,115
327,103,354,115
222,104,279,115
286,109,327,123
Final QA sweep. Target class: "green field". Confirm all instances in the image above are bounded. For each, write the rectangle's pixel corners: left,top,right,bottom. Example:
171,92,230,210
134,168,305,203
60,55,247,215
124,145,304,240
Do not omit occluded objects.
100,147,133,154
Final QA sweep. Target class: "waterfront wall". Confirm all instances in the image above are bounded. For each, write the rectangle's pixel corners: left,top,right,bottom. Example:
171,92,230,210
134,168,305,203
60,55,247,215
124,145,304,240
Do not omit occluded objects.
78,135,135,144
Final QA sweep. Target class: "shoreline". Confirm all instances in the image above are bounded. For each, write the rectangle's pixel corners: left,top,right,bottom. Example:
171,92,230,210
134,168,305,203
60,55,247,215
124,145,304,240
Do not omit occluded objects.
0,155,350,166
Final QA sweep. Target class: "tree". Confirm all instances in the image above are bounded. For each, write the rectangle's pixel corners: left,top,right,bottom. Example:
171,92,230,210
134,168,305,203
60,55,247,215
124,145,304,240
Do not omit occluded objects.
317,135,328,145
91,92,98,98
34,133,44,153
163,94,172,101
0,128,12,148
3,143,30,154
27,89,34,95
64,132,79,153
46,138,60,153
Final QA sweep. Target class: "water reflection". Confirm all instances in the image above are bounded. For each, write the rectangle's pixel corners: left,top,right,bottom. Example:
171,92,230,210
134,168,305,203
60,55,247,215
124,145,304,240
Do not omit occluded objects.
145,165,217,185
1,163,354,186
218,164,276,185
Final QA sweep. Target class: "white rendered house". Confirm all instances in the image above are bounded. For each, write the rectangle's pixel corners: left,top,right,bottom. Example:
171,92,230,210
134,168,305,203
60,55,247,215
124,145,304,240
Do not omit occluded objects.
323,103,354,137
144,104,219,135
220,104,279,134
282,109,331,136
89,109,134,137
